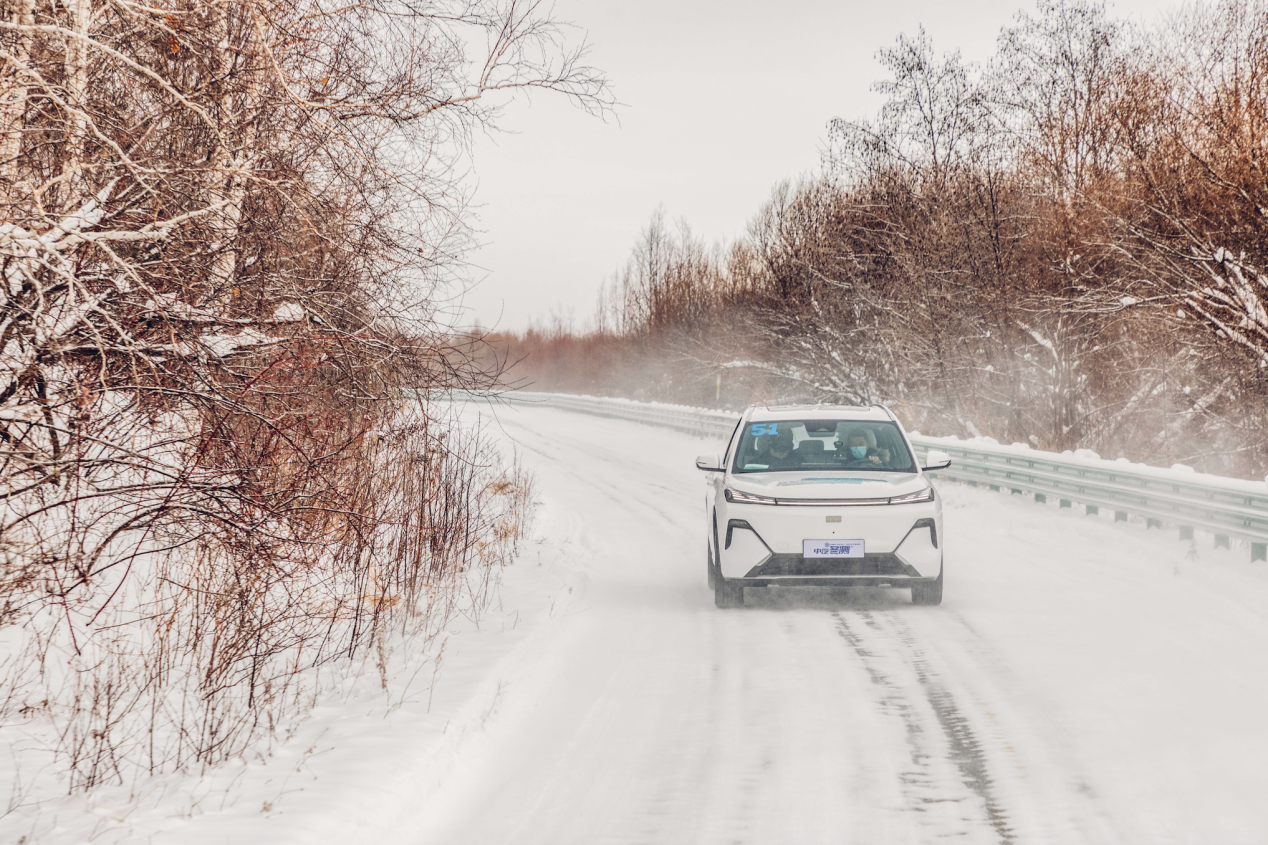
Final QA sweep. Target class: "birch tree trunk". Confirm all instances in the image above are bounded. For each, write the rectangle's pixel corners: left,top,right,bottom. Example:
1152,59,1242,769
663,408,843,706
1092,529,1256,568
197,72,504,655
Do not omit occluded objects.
60,0,91,207
0,0,34,192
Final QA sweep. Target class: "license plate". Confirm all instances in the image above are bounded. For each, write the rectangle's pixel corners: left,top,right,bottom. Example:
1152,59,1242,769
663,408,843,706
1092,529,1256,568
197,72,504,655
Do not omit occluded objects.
803,539,864,558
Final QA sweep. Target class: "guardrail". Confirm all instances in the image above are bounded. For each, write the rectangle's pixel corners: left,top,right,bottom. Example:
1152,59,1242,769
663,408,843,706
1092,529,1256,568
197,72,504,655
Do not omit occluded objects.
449,390,1268,560
490,391,737,439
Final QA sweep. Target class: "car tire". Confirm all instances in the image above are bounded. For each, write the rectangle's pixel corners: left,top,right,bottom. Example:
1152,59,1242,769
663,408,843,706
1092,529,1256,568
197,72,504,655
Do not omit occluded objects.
911,568,944,605
708,513,724,591
714,579,744,608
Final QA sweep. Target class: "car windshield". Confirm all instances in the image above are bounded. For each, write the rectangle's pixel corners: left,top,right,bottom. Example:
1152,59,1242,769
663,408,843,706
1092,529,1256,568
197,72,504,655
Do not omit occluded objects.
732,419,915,473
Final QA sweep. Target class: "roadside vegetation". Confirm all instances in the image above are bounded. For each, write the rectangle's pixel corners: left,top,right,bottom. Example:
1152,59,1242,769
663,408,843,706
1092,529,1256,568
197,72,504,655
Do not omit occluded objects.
0,0,606,794
502,0,1268,478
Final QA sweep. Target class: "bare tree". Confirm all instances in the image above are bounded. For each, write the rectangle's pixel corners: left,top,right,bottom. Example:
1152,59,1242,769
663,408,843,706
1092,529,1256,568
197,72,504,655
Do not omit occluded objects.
505,0,1268,476
1112,0,1268,363
0,0,606,789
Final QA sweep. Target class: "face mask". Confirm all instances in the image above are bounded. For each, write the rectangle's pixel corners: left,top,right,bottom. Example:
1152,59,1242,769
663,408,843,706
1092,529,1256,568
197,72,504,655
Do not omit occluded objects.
850,446,868,458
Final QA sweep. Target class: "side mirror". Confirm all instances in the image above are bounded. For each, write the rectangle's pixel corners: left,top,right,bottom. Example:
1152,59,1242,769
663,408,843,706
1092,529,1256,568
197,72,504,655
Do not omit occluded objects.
921,449,952,472
695,453,724,472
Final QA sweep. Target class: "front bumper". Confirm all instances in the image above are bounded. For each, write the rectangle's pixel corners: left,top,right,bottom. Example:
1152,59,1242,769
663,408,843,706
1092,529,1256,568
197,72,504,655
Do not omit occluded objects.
737,551,937,587
733,576,937,588
718,503,942,581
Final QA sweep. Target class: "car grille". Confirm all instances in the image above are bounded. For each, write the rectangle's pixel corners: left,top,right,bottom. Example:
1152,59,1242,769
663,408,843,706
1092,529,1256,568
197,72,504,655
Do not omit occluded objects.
748,553,912,577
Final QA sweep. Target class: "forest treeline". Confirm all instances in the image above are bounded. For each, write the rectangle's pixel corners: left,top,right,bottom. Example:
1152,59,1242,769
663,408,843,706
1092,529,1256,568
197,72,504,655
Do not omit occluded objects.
499,0,1268,478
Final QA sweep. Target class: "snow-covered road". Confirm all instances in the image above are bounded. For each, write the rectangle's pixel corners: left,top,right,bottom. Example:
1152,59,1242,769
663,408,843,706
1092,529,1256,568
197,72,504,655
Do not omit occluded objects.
385,403,1268,845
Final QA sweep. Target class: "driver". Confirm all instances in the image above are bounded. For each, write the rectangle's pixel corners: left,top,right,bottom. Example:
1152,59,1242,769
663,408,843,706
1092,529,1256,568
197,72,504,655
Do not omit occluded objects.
842,429,890,467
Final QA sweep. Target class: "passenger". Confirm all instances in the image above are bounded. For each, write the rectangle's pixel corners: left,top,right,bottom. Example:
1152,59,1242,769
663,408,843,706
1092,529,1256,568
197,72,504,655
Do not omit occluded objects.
763,430,802,470
842,429,890,467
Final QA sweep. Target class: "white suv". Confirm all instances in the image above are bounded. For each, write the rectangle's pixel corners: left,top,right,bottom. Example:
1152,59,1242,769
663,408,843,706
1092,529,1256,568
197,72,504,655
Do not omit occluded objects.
696,405,950,608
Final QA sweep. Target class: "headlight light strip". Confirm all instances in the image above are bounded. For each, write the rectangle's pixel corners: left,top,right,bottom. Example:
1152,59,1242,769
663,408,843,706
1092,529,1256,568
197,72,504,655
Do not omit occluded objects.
724,486,934,506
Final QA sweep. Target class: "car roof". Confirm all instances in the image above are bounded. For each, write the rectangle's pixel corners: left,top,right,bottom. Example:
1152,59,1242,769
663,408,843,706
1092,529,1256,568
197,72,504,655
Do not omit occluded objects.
746,404,895,423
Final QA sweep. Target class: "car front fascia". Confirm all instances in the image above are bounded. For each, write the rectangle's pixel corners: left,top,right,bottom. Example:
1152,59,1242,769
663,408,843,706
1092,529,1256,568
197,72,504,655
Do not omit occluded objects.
718,496,940,586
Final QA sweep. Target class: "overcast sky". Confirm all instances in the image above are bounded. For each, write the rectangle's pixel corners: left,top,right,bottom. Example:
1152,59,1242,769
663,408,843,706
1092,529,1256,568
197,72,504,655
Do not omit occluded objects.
456,0,1166,333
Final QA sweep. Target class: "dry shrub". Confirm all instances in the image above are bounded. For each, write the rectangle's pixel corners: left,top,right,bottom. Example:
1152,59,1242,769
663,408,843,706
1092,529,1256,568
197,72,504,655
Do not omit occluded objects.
1,406,534,790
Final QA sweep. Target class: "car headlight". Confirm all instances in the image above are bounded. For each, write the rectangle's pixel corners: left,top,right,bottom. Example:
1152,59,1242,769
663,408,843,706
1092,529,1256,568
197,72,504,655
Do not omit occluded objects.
889,486,934,504
724,488,777,505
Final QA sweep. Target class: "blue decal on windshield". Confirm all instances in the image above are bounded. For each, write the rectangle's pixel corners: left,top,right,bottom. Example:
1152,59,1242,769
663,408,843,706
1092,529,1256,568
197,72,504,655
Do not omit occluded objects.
750,423,778,436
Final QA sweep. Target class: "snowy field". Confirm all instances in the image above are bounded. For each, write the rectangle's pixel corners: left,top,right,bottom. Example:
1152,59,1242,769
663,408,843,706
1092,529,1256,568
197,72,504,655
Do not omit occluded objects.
8,401,1268,843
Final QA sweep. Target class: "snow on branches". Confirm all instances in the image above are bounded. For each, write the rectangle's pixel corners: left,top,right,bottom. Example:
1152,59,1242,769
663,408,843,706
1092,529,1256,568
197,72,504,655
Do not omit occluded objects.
0,0,601,790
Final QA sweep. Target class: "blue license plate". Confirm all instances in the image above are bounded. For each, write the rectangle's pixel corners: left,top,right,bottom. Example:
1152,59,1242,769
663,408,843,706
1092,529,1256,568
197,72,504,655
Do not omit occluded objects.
803,540,864,558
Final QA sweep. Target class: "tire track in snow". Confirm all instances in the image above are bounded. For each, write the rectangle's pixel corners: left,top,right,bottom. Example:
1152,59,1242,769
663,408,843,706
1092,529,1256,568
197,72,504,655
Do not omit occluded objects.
835,610,1017,844
901,607,1129,845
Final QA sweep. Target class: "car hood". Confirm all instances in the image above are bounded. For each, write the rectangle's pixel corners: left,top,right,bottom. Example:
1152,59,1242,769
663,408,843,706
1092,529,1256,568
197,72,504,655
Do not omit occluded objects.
728,471,927,501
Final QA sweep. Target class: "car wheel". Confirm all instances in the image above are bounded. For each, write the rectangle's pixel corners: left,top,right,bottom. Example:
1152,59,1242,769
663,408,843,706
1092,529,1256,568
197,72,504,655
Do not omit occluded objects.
714,579,744,608
911,568,944,605
707,543,717,590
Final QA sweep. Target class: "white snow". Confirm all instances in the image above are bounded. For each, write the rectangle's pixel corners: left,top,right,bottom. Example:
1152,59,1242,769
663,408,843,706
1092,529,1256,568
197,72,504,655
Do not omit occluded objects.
193,329,275,357
384,404,1268,844
4,402,1268,843
273,302,305,322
